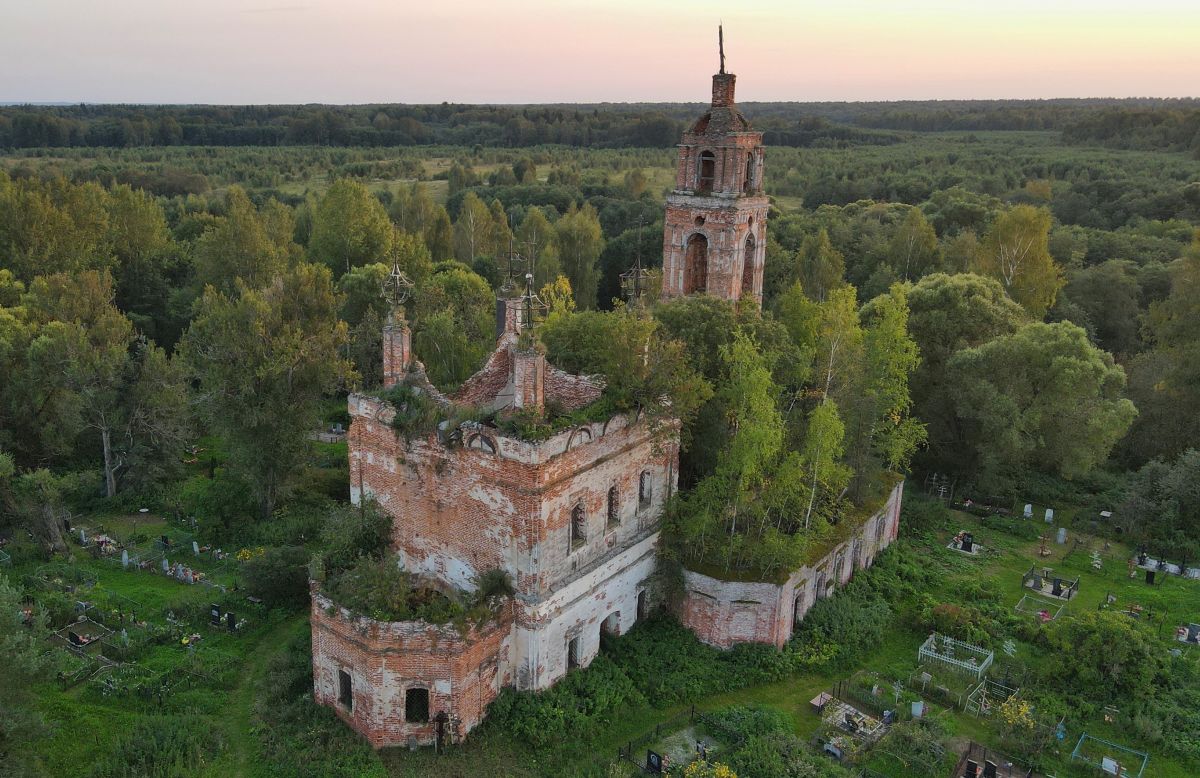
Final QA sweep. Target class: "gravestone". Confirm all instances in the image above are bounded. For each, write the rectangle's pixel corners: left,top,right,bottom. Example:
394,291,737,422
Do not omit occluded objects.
80,528,87,544
161,557,169,573
210,604,221,626
1146,569,1156,585
226,611,236,632
192,541,200,557
1056,527,1067,544
1052,579,1063,597
962,533,974,552
911,700,925,718
646,750,663,774
1045,507,1054,523
121,549,129,569
1023,503,1033,518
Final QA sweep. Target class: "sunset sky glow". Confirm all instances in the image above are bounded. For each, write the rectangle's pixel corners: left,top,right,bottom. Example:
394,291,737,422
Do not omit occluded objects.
3,0,1198,103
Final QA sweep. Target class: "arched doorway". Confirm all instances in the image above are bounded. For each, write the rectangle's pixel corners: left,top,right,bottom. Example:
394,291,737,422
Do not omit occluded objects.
742,232,756,296
815,571,828,600
683,233,708,294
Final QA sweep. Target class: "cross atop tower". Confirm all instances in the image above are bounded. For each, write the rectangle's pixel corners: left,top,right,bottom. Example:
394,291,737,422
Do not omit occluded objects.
381,262,415,320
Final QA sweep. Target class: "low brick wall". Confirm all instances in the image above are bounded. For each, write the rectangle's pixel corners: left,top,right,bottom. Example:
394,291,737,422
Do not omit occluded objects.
676,480,904,649
311,591,513,748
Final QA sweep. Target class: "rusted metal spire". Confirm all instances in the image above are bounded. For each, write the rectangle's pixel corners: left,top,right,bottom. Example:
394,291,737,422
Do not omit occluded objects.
719,24,725,74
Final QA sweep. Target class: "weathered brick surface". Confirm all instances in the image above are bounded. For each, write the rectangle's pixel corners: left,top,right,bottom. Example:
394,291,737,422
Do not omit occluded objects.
676,481,906,649
311,591,513,747
323,373,678,745
661,70,768,307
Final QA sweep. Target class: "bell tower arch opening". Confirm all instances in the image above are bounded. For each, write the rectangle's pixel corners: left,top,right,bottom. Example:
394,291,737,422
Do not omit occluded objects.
697,151,716,193
683,234,709,294
742,232,756,296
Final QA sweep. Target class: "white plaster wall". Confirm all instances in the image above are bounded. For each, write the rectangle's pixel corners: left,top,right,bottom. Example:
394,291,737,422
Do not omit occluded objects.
514,532,659,691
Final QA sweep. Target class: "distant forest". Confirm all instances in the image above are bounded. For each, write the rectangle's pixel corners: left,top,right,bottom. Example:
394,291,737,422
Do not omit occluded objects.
3,98,1199,154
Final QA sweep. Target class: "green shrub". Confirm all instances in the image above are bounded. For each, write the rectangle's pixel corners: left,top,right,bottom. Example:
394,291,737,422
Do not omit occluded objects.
86,715,224,778
323,555,463,623
243,546,311,610
318,500,392,576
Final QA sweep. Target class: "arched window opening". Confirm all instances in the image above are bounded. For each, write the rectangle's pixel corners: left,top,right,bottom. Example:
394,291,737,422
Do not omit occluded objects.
637,590,649,620
569,503,586,549
405,687,429,723
743,155,754,193
742,233,756,296
639,471,653,509
683,234,708,295
467,434,496,454
567,636,581,669
606,486,619,529
338,669,353,710
697,151,716,193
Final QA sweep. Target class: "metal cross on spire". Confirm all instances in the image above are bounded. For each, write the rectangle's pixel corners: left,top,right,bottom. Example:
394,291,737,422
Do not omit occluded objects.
519,272,548,330
718,23,725,74
381,261,415,319
620,215,653,307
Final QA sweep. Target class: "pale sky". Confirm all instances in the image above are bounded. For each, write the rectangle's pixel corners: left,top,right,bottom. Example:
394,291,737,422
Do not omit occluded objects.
2,0,1198,104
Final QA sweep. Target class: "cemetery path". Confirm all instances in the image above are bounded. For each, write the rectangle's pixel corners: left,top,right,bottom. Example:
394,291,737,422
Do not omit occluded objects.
210,613,307,778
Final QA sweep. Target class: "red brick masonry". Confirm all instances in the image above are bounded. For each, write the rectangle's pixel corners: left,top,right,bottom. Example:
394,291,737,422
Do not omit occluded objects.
676,481,905,649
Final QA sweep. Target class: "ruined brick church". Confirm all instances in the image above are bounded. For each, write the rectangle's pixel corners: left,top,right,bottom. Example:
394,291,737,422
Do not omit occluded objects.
311,54,903,749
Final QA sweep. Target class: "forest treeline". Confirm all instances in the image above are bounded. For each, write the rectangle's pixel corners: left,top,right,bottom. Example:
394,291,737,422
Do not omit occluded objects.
3,99,1199,153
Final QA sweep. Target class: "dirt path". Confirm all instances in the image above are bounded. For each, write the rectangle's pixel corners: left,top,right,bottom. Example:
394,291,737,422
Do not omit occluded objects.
204,613,308,777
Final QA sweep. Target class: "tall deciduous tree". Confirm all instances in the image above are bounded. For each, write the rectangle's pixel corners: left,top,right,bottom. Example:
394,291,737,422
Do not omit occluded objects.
797,228,846,302
974,205,1063,318
554,203,604,310
453,191,493,266
192,186,294,294
948,321,1136,488
181,263,351,519
886,207,941,281
902,273,1026,475
308,179,394,276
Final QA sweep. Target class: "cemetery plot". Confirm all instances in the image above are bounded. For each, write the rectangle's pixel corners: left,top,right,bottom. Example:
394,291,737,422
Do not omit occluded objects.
816,697,887,762
1174,622,1200,646
964,678,1019,717
1134,552,1200,581
952,741,1032,778
1013,593,1064,622
918,632,993,681
946,530,983,556
1020,565,1079,600
1070,733,1148,777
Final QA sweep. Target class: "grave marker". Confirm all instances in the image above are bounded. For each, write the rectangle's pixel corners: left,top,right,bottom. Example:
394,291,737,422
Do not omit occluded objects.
1023,504,1033,518
121,549,129,569
192,541,200,557
1045,507,1055,523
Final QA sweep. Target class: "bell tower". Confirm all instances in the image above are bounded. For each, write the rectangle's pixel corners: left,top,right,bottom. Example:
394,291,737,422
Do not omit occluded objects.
661,27,768,308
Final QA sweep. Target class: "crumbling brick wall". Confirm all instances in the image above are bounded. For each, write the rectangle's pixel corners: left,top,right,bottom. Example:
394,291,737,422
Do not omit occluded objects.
311,590,514,748
676,481,905,649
